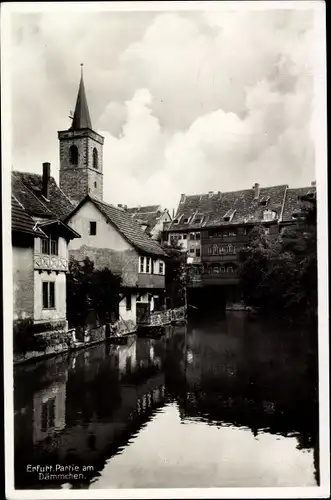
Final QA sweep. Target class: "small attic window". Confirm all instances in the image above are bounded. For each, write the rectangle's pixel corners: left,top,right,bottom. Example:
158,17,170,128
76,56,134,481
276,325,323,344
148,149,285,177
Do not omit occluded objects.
183,217,190,224
173,219,179,224
223,209,236,222
259,196,270,206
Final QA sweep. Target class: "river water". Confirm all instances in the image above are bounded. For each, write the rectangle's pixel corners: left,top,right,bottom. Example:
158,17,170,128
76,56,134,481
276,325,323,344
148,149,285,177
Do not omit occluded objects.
14,312,319,489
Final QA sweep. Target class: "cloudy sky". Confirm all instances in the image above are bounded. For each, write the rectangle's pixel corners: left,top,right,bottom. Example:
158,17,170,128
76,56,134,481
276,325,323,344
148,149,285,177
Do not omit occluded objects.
9,4,318,211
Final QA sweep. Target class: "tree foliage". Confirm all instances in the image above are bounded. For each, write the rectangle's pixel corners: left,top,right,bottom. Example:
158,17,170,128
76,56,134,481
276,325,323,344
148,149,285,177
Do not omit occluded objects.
66,257,122,327
162,239,188,308
238,198,317,324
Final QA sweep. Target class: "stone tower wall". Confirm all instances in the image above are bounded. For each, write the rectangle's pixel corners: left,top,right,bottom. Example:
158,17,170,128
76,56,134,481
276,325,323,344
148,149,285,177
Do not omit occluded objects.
58,129,104,203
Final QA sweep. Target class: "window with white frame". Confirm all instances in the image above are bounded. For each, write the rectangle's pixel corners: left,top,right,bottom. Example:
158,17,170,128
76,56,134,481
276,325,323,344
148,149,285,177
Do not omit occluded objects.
42,281,55,309
41,237,58,255
159,261,164,274
146,257,151,273
139,256,144,273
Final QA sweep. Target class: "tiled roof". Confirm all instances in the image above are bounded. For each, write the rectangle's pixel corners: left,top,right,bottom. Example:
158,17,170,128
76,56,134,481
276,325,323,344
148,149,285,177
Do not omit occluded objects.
65,196,166,257
11,196,46,237
130,211,162,231
12,171,75,220
126,205,161,214
168,185,288,231
281,186,316,222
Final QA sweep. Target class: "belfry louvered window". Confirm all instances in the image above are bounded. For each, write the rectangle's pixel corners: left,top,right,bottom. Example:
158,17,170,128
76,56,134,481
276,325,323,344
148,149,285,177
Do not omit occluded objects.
69,145,78,165
93,148,98,169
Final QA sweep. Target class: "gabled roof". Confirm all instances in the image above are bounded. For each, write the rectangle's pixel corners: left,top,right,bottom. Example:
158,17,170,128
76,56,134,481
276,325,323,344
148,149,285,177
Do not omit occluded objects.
126,205,170,234
281,186,316,222
12,171,75,220
36,219,81,240
70,72,92,130
168,185,288,230
11,196,47,237
64,195,166,257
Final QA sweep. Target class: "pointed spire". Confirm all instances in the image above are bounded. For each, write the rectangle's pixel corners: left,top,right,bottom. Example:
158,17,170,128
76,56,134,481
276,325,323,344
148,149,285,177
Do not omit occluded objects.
70,64,92,130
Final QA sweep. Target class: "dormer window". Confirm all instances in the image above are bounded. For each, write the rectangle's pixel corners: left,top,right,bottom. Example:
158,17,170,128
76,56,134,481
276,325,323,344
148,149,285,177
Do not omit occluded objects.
263,209,277,222
194,215,203,224
183,217,190,224
259,196,270,206
223,209,236,222
173,219,179,224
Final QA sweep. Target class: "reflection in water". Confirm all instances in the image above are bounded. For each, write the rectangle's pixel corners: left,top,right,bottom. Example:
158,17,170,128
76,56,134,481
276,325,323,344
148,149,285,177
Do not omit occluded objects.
14,314,318,489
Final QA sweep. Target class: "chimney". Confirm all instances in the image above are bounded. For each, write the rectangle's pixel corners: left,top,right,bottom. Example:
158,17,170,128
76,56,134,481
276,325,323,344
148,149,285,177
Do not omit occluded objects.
208,191,213,198
172,208,175,218
42,162,51,199
253,183,260,200
180,193,186,203
311,181,316,187
124,205,127,210
117,204,123,208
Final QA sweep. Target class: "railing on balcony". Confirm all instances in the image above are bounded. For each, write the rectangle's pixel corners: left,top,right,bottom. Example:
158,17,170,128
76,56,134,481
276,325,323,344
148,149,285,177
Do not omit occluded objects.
34,253,68,272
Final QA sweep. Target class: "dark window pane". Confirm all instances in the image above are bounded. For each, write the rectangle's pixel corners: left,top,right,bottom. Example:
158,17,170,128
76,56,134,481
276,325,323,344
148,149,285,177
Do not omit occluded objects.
50,240,58,255
49,282,55,308
42,282,48,309
69,145,78,165
93,148,98,169
126,294,131,311
42,239,49,254
41,402,48,432
90,222,97,235
48,398,56,428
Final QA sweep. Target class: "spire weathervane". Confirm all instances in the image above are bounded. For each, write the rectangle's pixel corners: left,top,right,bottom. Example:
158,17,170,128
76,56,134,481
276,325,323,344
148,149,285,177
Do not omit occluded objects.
80,63,84,78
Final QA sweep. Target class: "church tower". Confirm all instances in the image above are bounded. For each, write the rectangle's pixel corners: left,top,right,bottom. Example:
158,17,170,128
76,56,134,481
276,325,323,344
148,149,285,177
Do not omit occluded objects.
58,66,104,203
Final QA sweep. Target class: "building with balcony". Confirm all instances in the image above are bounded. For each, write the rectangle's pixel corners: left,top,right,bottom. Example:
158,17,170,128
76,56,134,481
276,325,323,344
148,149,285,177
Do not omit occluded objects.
164,182,316,307
11,164,80,328
126,205,172,240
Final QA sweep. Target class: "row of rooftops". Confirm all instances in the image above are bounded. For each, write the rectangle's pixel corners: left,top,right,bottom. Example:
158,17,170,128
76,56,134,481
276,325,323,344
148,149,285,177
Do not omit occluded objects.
165,182,316,232
11,166,167,257
11,163,316,253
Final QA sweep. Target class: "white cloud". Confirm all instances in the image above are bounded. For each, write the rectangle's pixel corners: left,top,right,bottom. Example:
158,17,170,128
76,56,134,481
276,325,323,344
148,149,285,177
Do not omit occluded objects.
10,8,316,212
